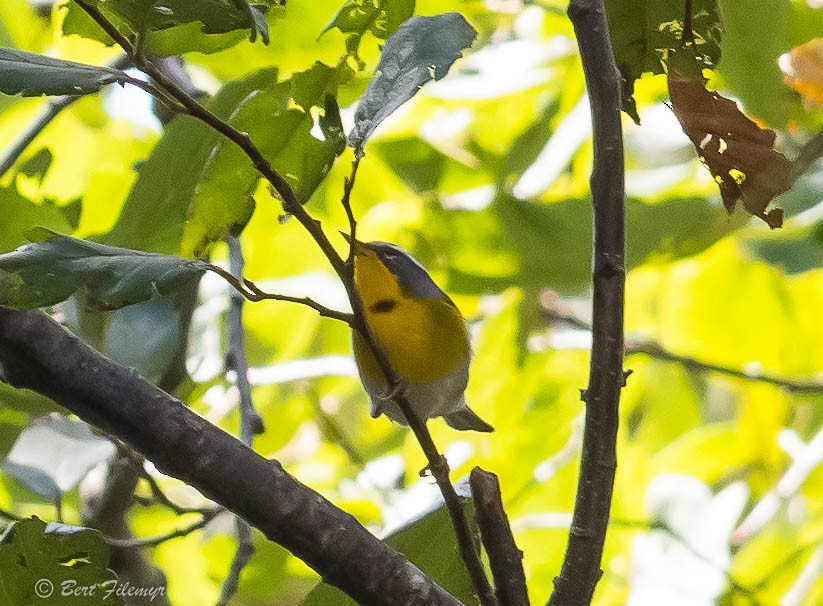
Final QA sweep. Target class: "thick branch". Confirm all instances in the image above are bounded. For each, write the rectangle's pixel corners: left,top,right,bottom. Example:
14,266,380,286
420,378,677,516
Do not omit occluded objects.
0,308,462,606
549,1,626,604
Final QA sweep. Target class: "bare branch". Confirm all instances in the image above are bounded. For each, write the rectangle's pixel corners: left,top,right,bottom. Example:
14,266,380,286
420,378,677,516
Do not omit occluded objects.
550,0,627,603
470,468,529,606
106,509,224,549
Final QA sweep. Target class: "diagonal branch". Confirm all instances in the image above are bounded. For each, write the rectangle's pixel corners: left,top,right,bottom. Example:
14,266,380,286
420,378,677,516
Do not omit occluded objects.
549,0,627,604
0,307,463,606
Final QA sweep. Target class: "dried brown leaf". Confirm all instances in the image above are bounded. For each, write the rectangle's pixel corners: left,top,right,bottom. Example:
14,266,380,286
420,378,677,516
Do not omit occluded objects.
668,69,790,228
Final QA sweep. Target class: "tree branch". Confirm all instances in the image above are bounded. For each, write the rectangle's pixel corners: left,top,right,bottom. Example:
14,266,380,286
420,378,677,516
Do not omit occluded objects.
73,4,493,599
549,0,626,604
0,308,463,606
105,508,224,549
206,264,354,325
470,468,528,606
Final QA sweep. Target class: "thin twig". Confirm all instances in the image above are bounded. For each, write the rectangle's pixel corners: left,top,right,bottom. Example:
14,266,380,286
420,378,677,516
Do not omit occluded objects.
105,508,224,548
75,1,134,53
218,236,260,604
341,155,362,264
136,465,215,516
549,0,627,604
542,306,823,394
683,0,695,46
218,516,255,606
226,237,264,437
206,264,354,325
629,340,823,394
74,4,493,601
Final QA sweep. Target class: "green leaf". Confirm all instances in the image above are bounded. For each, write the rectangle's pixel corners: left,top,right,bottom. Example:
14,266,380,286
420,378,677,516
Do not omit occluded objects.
0,517,119,606
440,195,743,295
301,502,476,605
181,63,347,257
742,223,823,275
715,0,797,126
64,0,283,53
103,295,182,385
0,384,62,419
0,230,208,310
347,13,476,153
320,0,415,40
0,184,79,254
605,0,721,117
0,48,130,97
102,66,301,255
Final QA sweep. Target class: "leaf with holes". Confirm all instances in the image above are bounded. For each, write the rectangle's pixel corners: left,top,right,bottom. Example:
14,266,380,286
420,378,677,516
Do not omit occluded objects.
321,0,415,42
347,13,476,154
605,0,722,121
0,517,117,605
0,229,208,310
668,69,790,228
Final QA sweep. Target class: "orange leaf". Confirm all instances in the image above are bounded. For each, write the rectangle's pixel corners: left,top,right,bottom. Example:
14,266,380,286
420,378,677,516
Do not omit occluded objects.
780,38,823,107
668,69,790,228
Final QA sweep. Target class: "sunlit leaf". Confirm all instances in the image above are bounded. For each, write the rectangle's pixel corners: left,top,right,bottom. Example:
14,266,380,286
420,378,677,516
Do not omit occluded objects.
0,184,79,254
181,63,347,257
715,0,799,126
0,230,207,310
347,13,476,153
668,69,790,228
0,48,130,96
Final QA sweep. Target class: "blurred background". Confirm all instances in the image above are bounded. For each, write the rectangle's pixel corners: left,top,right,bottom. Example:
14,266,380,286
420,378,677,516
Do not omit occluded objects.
1,0,823,604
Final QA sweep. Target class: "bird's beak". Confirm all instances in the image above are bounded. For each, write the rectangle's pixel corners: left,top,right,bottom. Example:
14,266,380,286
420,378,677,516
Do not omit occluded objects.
340,231,367,256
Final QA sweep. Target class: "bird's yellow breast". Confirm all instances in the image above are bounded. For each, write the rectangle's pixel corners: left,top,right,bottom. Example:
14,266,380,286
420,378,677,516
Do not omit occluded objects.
352,249,469,384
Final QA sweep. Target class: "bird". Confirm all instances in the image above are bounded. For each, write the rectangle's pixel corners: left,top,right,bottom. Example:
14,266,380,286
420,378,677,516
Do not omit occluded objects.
347,236,493,432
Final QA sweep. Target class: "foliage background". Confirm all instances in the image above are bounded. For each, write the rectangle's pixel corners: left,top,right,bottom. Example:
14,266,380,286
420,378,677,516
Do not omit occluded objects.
1,0,823,604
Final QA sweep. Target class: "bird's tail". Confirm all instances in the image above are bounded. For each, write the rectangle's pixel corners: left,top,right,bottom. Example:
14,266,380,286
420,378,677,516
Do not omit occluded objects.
444,407,494,432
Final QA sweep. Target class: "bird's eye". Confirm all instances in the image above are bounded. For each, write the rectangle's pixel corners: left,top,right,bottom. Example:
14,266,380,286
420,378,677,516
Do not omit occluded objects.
370,299,398,313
